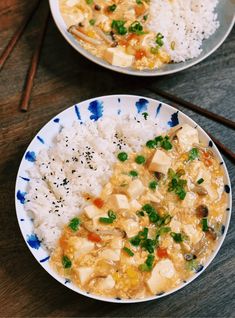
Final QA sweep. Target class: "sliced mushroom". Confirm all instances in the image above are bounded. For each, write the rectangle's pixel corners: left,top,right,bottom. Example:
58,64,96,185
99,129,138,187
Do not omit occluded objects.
94,27,114,45
193,185,208,195
68,25,102,45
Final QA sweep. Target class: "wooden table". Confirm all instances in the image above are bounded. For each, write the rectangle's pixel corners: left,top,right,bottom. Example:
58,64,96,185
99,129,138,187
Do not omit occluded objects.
0,1,234,317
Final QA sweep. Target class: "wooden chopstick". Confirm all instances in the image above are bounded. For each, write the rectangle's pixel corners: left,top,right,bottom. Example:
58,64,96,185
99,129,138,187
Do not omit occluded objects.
206,132,235,163
150,87,235,130
20,7,50,112
0,0,41,71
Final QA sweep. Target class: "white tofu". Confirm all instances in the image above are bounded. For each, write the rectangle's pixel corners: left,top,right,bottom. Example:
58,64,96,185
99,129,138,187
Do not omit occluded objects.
143,190,164,203
170,219,181,233
148,149,172,175
95,14,111,32
68,237,94,258
100,248,121,261
147,259,175,294
130,199,142,210
110,237,123,249
181,192,197,208
84,205,103,219
109,194,129,210
127,179,145,199
182,224,203,245
104,48,134,68
97,275,115,290
176,124,199,152
76,267,93,285
122,219,140,238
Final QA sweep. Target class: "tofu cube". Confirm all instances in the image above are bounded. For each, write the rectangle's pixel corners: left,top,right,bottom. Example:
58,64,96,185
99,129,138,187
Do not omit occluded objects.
97,275,115,290
122,219,140,238
148,149,172,175
182,224,203,245
100,248,121,261
68,237,94,258
110,237,123,249
76,267,94,285
170,218,181,233
176,124,199,152
104,48,134,68
127,179,145,199
147,259,175,294
84,205,102,219
130,199,142,210
109,194,129,210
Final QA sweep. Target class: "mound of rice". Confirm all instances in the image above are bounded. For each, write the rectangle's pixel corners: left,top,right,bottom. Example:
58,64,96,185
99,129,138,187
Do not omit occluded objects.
147,0,219,62
25,115,160,251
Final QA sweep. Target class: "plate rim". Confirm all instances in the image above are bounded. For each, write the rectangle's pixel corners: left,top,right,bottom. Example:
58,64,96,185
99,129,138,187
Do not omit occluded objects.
15,94,232,303
49,0,235,76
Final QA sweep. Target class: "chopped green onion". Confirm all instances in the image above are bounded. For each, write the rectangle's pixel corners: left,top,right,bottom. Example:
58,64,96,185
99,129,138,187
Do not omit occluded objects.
139,254,155,272
111,20,127,35
130,235,141,246
141,238,156,253
163,214,172,225
188,148,199,161
99,217,113,224
142,112,148,120
136,210,145,217
139,227,148,240
89,19,95,25
62,255,72,268
161,136,172,150
86,0,93,4
117,152,128,162
170,232,183,243
129,170,138,177
108,210,116,220
136,0,143,4
146,140,156,149
197,178,204,184
171,41,175,50
156,32,164,47
129,21,144,35
68,217,80,232
149,180,158,190
142,204,154,214
107,4,117,12
143,14,148,21
123,247,134,256
135,155,146,164
202,218,209,232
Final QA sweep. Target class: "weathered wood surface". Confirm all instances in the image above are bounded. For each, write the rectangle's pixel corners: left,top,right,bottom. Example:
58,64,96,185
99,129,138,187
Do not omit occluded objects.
0,1,234,317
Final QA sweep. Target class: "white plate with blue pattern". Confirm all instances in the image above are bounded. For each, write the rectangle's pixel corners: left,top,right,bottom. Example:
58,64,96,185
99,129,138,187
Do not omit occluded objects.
15,95,232,303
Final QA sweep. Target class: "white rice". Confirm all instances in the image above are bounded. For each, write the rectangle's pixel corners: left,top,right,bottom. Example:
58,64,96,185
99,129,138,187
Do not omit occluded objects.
147,0,219,62
25,115,160,251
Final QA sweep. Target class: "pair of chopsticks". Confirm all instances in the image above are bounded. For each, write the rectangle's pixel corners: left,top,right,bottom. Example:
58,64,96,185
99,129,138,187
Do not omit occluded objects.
149,87,235,163
0,0,50,112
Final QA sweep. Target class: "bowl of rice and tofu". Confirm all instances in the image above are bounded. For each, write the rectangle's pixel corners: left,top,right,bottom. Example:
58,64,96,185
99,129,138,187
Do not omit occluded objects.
49,0,235,75
15,95,232,302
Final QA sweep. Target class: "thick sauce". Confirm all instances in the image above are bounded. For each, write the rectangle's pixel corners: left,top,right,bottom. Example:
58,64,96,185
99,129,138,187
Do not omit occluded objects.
51,124,227,299
59,0,171,70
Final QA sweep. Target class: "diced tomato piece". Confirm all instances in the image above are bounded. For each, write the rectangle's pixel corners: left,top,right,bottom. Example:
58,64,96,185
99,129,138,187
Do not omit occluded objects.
135,49,146,60
135,4,146,16
204,158,212,167
88,232,102,243
93,198,104,209
157,247,168,258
